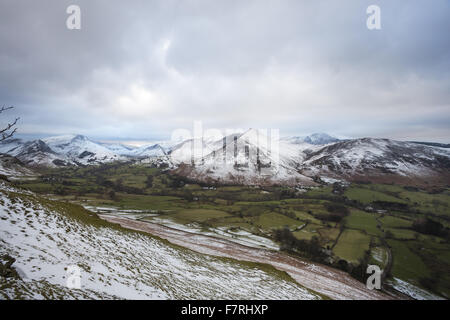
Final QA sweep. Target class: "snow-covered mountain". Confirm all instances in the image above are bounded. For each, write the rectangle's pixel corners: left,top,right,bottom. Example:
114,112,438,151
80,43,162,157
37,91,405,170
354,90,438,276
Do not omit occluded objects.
97,142,138,155
282,133,340,145
42,134,121,165
0,154,35,178
300,138,450,184
128,144,167,157
0,138,70,167
1,132,448,186
171,129,316,186
171,132,450,186
0,134,123,167
102,141,172,167
0,134,174,168
304,133,340,145
100,140,174,158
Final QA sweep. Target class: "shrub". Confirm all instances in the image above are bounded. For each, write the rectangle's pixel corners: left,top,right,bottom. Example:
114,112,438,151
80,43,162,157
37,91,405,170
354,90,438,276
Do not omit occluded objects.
274,227,327,262
316,203,350,222
412,218,447,238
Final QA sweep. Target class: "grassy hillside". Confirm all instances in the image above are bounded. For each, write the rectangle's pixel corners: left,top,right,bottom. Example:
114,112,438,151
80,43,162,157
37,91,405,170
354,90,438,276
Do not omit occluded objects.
0,181,321,300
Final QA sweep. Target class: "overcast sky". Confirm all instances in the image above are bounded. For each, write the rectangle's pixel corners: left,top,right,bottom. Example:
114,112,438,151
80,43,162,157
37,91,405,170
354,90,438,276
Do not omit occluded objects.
0,0,449,143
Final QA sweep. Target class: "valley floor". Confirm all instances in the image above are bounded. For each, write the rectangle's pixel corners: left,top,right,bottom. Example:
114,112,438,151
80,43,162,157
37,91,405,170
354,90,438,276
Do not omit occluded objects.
3,161,449,300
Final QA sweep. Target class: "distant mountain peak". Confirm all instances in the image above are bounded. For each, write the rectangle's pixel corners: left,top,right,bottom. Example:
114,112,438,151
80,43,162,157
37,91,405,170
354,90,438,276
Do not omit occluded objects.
24,139,55,154
282,133,339,145
72,134,89,141
2,132,449,186
304,133,339,145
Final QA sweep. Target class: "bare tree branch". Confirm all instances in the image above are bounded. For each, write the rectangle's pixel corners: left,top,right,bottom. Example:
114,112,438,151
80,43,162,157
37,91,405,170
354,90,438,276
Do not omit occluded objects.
0,106,19,142
0,105,14,113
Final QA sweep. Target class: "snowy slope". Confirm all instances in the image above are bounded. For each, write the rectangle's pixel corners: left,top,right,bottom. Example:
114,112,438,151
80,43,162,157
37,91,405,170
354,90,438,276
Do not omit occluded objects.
0,138,24,154
98,142,138,156
304,133,340,145
0,182,320,300
0,139,71,167
42,135,122,165
282,133,340,145
1,135,123,167
170,138,218,164
1,133,448,185
300,138,450,182
91,140,173,158
170,134,450,185
0,154,35,178
172,129,316,185
99,141,168,157
128,144,167,157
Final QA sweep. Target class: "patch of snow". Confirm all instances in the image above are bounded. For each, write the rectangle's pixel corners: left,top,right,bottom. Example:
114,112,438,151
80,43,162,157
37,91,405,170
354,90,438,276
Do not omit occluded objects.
388,277,444,300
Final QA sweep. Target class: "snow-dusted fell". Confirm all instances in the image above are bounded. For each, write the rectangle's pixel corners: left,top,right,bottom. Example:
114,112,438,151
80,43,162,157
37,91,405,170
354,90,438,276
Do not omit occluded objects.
0,135,124,167
1,132,448,185
172,129,316,186
0,138,70,167
300,138,450,184
98,142,138,155
0,138,23,154
282,133,340,145
0,154,35,178
304,133,340,145
170,133,450,186
42,134,122,165
101,140,178,158
128,144,167,157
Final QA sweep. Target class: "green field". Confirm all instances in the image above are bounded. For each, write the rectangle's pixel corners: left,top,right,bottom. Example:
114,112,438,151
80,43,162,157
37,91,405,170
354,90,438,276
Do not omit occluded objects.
170,208,231,223
386,228,418,240
344,186,405,204
294,211,323,225
388,239,430,283
380,215,412,228
345,209,382,236
12,162,450,298
293,223,322,241
251,212,302,230
333,230,372,263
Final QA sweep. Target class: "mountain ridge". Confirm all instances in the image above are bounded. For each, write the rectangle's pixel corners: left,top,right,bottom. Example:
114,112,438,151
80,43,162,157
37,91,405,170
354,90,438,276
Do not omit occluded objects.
1,133,449,186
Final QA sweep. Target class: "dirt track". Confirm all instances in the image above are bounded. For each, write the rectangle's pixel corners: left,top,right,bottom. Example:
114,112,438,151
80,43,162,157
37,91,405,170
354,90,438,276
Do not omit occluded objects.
100,214,396,300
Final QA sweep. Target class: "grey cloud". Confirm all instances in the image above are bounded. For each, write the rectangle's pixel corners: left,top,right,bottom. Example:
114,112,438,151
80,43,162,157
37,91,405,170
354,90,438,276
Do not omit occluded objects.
0,0,449,142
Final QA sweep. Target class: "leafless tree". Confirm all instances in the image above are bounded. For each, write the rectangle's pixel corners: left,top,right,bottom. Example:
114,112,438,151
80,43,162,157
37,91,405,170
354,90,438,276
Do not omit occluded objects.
0,106,19,142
